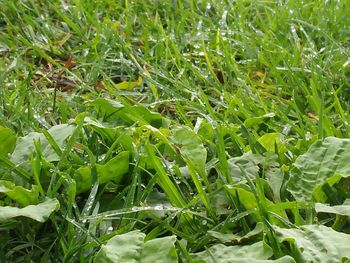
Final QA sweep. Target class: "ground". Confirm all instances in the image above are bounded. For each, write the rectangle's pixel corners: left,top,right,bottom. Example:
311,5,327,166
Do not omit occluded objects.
0,0,350,262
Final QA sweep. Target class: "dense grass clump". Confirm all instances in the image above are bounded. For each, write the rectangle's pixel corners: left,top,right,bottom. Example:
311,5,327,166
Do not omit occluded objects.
0,0,350,262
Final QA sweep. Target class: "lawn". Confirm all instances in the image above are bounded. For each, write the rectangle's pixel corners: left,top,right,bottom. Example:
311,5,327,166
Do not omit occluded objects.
0,0,350,262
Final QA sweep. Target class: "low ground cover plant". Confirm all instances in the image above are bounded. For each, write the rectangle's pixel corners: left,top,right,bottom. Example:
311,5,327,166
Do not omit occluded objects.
1,0,350,262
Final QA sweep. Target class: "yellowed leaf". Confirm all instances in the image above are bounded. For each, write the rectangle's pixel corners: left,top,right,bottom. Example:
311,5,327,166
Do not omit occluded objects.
307,112,319,121
143,69,158,99
115,76,142,90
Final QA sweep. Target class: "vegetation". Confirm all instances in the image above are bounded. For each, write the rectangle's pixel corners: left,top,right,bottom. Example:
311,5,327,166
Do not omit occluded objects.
0,0,350,262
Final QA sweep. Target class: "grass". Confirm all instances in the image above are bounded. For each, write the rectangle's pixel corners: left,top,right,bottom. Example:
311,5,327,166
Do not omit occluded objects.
0,0,350,262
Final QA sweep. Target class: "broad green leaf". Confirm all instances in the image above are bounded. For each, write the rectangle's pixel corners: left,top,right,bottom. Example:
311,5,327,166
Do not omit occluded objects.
274,224,350,262
225,185,261,218
208,222,264,243
228,153,283,201
265,158,284,202
140,236,177,263
145,143,187,207
0,126,16,156
209,189,232,215
83,118,135,152
120,106,163,128
192,256,295,263
171,126,207,173
95,230,144,263
190,241,274,263
171,126,213,214
89,98,163,128
75,151,129,193
244,112,275,128
257,133,287,155
84,116,122,142
315,201,350,216
0,180,39,206
287,137,350,202
0,198,59,222
94,230,177,263
224,257,295,263
196,120,215,142
11,124,76,164
225,185,287,223
89,98,124,116
228,153,262,181
145,189,173,217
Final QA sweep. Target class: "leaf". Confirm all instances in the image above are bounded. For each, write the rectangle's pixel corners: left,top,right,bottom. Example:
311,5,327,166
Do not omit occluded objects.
224,185,287,223
274,224,350,262
287,137,350,202
94,230,177,263
120,106,163,128
171,126,207,173
140,236,177,263
11,124,76,164
225,185,261,217
95,230,144,263
89,98,163,128
0,180,39,207
115,76,142,90
145,143,187,207
228,152,262,181
228,153,283,201
190,241,274,263
145,189,173,217
89,98,124,117
209,190,232,215
83,116,127,144
83,117,134,151
208,222,264,243
0,125,16,156
192,256,295,263
244,112,275,128
264,158,284,202
196,120,215,142
315,201,350,216
257,133,287,155
228,257,295,263
0,198,60,222
75,151,129,193
143,69,158,99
